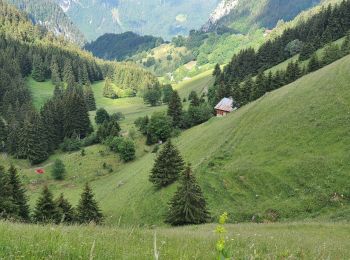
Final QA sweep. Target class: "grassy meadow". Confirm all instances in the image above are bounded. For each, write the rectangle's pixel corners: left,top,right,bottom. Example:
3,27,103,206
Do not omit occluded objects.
6,53,349,226
0,221,349,259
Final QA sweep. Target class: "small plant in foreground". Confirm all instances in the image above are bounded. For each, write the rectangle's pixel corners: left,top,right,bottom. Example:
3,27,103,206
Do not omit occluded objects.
215,212,231,259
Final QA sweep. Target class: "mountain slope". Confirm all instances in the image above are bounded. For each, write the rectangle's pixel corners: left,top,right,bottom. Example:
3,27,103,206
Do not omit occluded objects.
203,0,321,32
6,0,85,45
54,0,220,40
7,52,350,225
85,32,164,61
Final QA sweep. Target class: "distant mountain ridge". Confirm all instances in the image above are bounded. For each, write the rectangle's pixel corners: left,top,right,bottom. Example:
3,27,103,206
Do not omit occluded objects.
54,0,220,40
6,0,86,46
203,0,321,33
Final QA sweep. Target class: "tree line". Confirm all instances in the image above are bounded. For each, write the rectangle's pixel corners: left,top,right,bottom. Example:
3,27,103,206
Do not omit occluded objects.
0,165,103,224
213,0,350,103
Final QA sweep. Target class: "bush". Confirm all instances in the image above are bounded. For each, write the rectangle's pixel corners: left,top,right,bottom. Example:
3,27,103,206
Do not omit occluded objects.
60,138,82,152
51,159,66,180
118,138,136,162
95,108,110,125
81,133,98,147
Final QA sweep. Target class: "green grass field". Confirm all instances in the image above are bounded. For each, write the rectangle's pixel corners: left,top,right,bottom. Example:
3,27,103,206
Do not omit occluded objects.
0,221,349,259
11,52,350,226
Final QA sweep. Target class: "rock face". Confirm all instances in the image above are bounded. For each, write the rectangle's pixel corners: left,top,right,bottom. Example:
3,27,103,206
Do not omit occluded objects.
202,0,239,32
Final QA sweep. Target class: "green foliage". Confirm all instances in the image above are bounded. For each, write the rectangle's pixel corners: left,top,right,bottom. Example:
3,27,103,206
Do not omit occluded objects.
76,183,103,224
215,212,230,259
149,140,184,188
285,39,304,56
166,164,210,225
96,118,121,142
134,116,149,135
103,77,117,99
83,85,96,111
51,159,66,180
95,108,110,125
32,55,45,82
146,112,173,145
143,84,162,107
86,32,164,61
33,186,59,224
167,91,183,127
162,84,174,104
60,137,82,152
55,193,75,224
117,138,136,162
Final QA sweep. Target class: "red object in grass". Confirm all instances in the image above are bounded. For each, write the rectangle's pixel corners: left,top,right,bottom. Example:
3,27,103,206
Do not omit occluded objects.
35,168,45,174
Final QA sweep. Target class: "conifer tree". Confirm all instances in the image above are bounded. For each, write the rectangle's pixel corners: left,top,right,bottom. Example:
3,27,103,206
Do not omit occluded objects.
50,58,62,87
32,55,45,82
55,193,75,223
188,91,200,107
33,186,59,223
51,159,66,180
63,60,75,87
166,164,210,226
76,183,103,224
23,112,49,165
0,118,7,152
83,84,96,111
213,63,222,85
0,166,18,219
299,43,315,61
308,54,320,72
63,86,92,139
167,91,182,127
103,77,117,99
95,108,110,125
8,165,30,221
149,140,184,188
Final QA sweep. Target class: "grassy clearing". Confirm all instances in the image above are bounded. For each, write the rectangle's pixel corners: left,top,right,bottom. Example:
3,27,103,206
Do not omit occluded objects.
0,221,349,259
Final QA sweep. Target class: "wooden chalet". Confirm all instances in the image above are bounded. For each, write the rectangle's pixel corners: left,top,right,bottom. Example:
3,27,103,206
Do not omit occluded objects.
214,97,233,116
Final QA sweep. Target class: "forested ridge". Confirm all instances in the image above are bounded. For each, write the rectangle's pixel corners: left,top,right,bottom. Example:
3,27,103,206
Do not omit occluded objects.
0,0,159,165
209,0,350,107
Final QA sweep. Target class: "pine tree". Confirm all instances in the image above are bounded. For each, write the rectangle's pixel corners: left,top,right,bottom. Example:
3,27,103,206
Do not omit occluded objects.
55,193,75,223
149,140,185,188
51,159,66,180
167,91,182,127
213,63,222,85
0,118,7,152
50,58,62,87
63,86,92,139
23,112,49,165
103,77,117,99
0,166,18,219
8,165,30,221
188,91,200,107
63,60,75,88
32,55,45,82
83,84,96,111
33,186,59,223
76,183,103,224
308,54,320,72
166,164,210,226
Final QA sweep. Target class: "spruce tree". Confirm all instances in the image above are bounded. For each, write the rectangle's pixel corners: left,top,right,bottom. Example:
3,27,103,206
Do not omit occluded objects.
63,86,92,139
95,108,110,125
8,165,30,221
32,55,45,82
103,77,117,99
167,91,182,127
63,60,75,88
55,193,75,223
83,84,96,111
33,186,58,223
0,166,18,219
149,140,184,188
0,118,7,152
23,112,49,165
50,57,61,87
166,164,210,226
299,43,315,61
51,159,66,180
308,54,320,72
188,91,200,107
76,183,103,224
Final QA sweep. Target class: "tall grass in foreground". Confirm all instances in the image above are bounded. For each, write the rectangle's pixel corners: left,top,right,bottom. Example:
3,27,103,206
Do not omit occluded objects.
0,221,349,259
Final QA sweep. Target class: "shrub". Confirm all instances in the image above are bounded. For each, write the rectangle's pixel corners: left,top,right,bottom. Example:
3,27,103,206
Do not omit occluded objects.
118,138,136,162
51,159,66,180
60,138,81,152
95,108,110,125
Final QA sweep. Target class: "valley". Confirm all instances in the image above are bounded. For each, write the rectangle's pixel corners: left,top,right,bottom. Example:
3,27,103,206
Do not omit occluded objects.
0,0,350,258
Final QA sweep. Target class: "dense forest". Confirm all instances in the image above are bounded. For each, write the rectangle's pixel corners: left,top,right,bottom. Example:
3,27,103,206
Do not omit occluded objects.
0,0,159,164
85,32,164,61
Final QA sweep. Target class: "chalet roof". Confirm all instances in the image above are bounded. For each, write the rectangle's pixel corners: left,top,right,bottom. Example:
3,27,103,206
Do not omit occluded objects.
215,97,233,112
